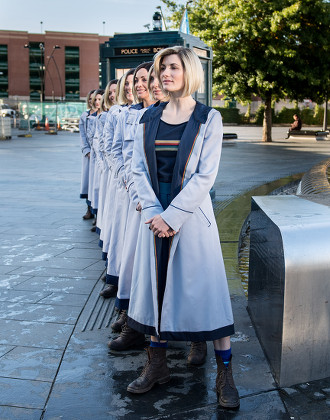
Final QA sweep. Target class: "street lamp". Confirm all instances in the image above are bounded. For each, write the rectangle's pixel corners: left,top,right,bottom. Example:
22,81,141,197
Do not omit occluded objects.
24,43,62,102
45,45,62,100
152,11,162,31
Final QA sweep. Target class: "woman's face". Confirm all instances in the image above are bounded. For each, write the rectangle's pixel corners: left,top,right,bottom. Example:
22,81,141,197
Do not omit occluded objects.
124,74,134,103
109,83,117,104
88,96,93,108
160,54,185,95
134,68,149,101
94,94,102,110
149,71,164,101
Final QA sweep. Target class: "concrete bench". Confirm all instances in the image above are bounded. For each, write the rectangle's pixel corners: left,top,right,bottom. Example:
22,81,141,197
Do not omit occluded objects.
286,130,329,141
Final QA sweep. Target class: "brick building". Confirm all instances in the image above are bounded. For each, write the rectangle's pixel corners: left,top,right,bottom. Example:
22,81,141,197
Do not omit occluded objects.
0,30,109,101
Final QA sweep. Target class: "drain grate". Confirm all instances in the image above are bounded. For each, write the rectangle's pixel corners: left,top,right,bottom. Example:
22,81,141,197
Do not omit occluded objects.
81,290,116,332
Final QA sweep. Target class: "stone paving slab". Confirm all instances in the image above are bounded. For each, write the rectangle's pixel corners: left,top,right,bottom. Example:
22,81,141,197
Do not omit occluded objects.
37,292,89,307
0,274,33,289
0,301,81,324
13,276,97,294
0,345,15,357
56,247,103,259
0,406,43,420
0,266,21,275
9,267,101,279
0,289,51,303
0,377,52,409
0,346,63,381
0,319,74,349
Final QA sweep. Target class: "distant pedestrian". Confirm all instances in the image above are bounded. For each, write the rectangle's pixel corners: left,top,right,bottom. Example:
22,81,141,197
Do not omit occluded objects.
290,114,302,131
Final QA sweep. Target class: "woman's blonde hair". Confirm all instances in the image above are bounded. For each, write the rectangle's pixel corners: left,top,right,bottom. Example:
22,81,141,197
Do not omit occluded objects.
132,61,153,103
86,89,95,109
117,69,135,105
104,79,118,109
153,46,204,97
100,95,108,112
147,65,169,102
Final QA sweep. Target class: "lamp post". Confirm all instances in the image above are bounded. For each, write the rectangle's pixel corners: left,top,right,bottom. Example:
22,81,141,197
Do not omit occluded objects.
24,43,62,102
152,11,162,31
45,45,62,100
24,43,61,124
156,6,167,31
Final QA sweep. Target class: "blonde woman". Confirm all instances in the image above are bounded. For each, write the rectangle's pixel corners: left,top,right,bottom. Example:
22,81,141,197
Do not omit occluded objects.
79,89,95,219
107,61,157,350
100,69,135,297
86,89,104,218
92,82,117,234
126,47,239,409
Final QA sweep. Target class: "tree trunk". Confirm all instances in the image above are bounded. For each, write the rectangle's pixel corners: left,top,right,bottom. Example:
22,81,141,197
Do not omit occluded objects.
323,95,328,131
262,94,272,142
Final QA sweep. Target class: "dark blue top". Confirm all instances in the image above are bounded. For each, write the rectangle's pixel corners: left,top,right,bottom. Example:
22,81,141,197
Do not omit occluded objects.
155,119,187,183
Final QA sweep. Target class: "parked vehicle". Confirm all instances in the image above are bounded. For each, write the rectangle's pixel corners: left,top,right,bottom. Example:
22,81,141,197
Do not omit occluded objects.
0,104,16,118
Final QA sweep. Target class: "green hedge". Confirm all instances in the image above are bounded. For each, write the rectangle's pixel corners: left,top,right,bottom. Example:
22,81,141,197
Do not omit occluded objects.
254,105,329,125
212,104,329,125
213,107,241,124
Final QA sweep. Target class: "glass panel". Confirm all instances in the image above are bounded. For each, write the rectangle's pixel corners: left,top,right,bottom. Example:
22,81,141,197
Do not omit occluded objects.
0,44,8,97
115,68,131,79
65,46,79,100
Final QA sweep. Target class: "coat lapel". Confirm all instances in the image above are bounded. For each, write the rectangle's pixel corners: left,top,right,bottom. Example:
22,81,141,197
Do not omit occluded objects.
140,101,211,201
141,102,167,199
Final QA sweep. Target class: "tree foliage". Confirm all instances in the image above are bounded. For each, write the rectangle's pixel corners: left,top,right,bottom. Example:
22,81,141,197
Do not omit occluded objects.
161,0,330,140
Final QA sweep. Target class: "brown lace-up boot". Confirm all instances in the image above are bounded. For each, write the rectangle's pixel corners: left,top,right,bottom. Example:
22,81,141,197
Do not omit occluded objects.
111,310,128,332
108,322,145,351
187,341,207,365
127,346,170,394
215,354,240,409
99,284,118,298
82,205,94,220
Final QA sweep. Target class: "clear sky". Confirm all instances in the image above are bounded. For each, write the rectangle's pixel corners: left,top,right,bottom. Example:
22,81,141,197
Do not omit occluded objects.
0,0,175,36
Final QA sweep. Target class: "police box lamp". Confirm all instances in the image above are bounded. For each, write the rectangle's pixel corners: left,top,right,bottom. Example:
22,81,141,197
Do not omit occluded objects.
153,11,162,31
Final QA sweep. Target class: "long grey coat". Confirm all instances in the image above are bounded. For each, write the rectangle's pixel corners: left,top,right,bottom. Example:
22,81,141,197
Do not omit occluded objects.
93,111,108,229
127,102,234,341
105,106,134,281
86,113,97,208
79,110,90,198
100,106,124,252
117,103,147,306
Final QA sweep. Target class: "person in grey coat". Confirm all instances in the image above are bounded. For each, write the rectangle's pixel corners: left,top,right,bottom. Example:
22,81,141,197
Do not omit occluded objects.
79,89,95,219
126,47,239,410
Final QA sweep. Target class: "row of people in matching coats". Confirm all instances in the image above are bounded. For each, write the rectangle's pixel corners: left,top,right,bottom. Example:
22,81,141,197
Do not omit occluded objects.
79,46,240,410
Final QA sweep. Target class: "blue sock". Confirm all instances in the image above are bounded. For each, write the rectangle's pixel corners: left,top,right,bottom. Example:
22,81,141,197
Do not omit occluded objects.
150,340,168,348
215,348,231,366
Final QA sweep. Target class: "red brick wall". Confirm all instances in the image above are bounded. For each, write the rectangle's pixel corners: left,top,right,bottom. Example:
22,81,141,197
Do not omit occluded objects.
0,30,108,101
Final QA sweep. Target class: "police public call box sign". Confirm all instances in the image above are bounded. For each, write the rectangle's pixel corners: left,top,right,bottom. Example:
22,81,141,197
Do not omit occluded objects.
114,46,168,56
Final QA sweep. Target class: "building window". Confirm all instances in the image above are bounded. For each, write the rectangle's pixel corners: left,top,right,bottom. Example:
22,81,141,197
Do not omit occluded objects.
65,46,79,100
28,42,44,101
115,68,131,79
0,45,8,98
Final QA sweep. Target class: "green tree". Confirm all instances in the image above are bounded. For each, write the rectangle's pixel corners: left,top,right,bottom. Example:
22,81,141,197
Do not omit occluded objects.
161,0,330,141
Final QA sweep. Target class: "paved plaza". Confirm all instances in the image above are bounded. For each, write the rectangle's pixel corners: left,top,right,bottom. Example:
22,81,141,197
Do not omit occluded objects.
0,126,329,419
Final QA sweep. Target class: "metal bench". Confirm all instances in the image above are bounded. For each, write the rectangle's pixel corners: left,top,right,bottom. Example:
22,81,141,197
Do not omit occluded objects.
248,159,330,387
